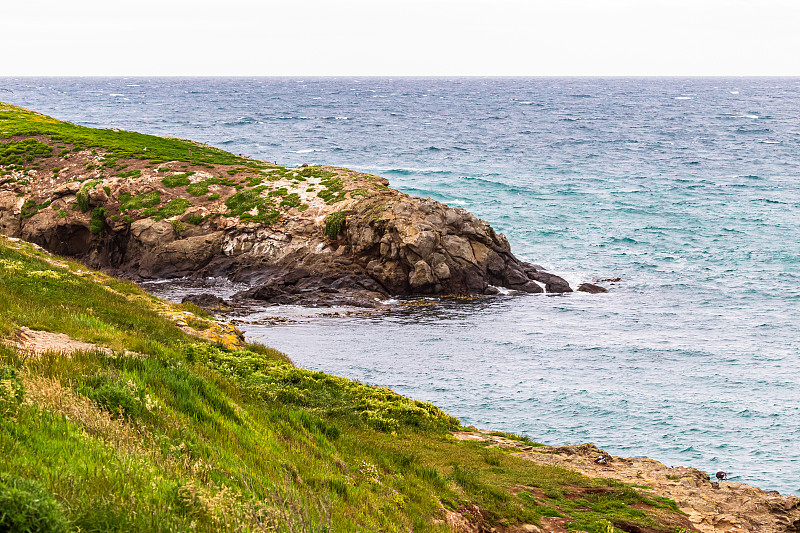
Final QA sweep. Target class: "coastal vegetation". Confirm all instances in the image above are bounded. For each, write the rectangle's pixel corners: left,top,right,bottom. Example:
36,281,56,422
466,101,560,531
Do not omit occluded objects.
0,235,691,532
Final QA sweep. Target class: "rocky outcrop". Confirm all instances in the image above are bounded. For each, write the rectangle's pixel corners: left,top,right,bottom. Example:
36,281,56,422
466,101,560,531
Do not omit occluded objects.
0,130,573,307
229,193,572,307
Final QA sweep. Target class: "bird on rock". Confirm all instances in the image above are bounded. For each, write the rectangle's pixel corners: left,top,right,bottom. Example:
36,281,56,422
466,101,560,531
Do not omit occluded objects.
715,471,728,481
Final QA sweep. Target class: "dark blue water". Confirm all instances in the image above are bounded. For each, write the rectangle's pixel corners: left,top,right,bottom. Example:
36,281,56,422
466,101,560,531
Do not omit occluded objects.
3,77,799,494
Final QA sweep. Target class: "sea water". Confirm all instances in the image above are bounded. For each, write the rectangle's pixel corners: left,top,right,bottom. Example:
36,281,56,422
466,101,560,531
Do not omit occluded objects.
2,77,799,494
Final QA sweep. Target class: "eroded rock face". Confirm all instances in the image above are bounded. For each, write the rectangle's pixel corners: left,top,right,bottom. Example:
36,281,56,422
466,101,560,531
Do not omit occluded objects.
340,195,568,296
226,191,576,306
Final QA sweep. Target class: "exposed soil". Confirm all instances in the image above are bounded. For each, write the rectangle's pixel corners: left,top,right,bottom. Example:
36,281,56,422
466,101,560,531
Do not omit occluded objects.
3,326,111,356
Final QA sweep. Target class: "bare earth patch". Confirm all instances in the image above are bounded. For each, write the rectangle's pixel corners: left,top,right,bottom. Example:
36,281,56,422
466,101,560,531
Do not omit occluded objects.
4,326,111,356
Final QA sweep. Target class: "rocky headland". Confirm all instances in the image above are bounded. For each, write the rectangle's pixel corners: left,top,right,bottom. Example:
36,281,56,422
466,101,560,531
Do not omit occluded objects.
0,103,586,308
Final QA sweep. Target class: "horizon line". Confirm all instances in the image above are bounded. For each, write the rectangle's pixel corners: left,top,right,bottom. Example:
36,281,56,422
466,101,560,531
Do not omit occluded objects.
3,74,800,79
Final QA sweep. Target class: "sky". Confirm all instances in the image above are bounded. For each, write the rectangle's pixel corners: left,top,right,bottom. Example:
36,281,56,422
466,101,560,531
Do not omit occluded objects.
4,0,800,76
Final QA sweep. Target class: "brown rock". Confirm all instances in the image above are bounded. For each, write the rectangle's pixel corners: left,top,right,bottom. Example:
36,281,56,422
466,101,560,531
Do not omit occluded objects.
577,283,609,294
409,260,435,289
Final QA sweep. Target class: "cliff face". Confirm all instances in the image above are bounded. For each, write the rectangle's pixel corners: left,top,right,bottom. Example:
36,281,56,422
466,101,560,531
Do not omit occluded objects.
0,104,572,306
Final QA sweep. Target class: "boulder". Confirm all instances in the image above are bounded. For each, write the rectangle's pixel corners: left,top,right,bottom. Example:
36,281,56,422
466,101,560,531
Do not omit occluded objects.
577,283,609,294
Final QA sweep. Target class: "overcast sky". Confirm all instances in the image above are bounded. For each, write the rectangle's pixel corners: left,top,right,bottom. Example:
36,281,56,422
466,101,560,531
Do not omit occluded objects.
4,0,800,76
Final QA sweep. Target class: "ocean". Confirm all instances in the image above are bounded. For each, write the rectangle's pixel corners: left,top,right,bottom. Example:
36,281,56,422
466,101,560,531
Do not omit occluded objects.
2,77,799,494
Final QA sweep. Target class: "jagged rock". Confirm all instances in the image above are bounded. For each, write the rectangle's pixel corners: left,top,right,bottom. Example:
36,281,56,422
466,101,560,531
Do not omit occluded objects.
454,430,800,533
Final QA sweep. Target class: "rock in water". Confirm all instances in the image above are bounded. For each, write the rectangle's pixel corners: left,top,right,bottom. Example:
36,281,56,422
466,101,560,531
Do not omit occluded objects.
578,283,609,294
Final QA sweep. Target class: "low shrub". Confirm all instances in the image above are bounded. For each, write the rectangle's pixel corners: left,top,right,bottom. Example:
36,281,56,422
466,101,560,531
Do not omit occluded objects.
171,219,186,233
118,190,161,212
116,169,141,179
0,474,69,533
78,373,144,422
161,172,195,188
280,193,302,208
77,180,101,213
142,198,190,221
90,206,108,235
324,211,347,239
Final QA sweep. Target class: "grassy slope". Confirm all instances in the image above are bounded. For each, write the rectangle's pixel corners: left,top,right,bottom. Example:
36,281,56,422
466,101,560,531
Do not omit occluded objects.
0,106,689,533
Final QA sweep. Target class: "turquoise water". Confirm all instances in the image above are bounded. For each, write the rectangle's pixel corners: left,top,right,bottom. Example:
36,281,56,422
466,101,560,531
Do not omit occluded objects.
3,77,799,494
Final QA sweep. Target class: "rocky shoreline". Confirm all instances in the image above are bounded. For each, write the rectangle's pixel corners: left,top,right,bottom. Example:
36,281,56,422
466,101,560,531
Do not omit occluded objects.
454,430,800,533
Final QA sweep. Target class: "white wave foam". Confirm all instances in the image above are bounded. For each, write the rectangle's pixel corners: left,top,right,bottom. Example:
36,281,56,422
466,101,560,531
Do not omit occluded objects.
489,285,513,296
126,84,140,87
109,93,125,97
730,90,740,94
760,140,781,144
674,96,693,100
735,114,759,119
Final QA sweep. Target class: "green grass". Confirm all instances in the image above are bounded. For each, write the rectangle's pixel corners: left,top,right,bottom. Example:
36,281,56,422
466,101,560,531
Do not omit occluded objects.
118,191,161,212
0,103,250,167
142,198,190,221
161,172,195,188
